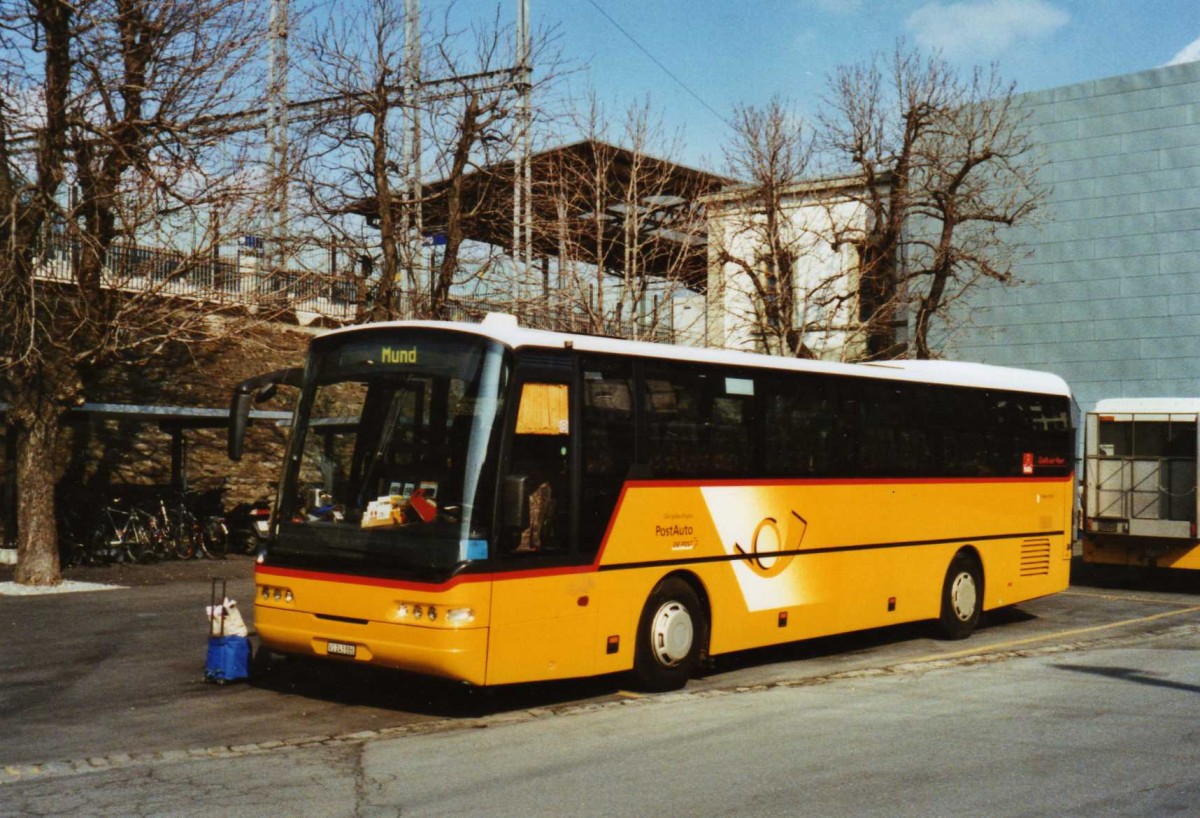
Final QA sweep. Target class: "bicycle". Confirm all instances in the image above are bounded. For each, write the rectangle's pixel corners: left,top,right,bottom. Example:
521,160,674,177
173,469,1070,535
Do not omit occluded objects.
139,500,175,562
151,494,200,560
88,501,154,563
156,490,225,559
199,514,229,559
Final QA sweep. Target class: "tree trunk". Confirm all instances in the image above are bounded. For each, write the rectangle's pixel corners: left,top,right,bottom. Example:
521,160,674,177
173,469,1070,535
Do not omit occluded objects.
369,80,400,323
913,268,950,360
12,396,62,585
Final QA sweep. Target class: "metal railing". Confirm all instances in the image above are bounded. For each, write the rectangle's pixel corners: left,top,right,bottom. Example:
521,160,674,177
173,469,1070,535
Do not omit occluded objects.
32,237,685,343
37,239,361,319
1087,455,1197,522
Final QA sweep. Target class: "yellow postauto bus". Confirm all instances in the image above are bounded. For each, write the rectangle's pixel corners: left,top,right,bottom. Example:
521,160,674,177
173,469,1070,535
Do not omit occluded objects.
230,314,1076,691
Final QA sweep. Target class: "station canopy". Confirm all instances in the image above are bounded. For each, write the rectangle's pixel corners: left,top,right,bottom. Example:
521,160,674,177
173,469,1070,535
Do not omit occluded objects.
0,403,291,513
348,139,732,293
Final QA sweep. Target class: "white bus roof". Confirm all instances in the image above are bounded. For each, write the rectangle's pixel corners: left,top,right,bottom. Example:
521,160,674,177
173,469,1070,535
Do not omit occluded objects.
318,314,1072,398
1093,398,1200,415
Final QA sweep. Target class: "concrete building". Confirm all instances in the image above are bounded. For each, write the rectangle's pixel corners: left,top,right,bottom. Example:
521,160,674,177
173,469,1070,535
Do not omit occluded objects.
702,60,1200,413
942,60,1200,412
703,175,876,361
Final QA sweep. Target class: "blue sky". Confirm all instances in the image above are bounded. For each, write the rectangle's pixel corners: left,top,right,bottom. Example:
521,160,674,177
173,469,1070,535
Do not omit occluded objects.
499,0,1200,170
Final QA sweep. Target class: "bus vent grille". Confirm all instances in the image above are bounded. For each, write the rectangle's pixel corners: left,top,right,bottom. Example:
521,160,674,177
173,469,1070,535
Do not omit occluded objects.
1020,538,1052,577
314,613,369,626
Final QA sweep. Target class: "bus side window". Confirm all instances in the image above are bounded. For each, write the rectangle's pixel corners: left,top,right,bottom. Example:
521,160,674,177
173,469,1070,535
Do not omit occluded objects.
764,375,834,478
504,382,570,555
644,366,756,478
580,360,635,555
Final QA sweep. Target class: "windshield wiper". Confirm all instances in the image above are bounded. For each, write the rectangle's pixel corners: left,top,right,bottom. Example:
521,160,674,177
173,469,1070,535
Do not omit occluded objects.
356,378,414,508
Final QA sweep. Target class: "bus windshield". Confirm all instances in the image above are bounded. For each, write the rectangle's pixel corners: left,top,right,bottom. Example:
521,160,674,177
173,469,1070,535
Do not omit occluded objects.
269,329,507,580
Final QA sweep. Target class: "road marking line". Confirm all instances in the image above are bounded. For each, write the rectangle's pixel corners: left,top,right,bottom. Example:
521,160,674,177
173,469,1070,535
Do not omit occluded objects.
910,604,1200,665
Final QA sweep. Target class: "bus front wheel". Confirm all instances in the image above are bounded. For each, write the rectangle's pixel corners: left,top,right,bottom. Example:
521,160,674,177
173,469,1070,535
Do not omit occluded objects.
937,551,983,640
633,577,706,692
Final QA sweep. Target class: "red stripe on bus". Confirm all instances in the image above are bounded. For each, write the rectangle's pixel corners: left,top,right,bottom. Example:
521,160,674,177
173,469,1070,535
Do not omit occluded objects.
255,562,596,590
621,474,1074,489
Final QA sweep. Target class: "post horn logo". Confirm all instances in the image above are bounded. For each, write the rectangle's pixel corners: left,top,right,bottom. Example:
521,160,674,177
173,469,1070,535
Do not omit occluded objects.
733,510,807,578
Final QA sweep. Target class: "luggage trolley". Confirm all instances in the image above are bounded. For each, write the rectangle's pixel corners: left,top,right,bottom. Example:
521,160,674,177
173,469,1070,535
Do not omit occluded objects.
205,577,250,683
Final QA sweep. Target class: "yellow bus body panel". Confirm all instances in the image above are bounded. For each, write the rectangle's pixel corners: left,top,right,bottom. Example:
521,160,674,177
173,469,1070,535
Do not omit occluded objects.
255,567,492,685
484,568,598,685
1084,535,1200,571
256,476,1071,686
591,478,1071,666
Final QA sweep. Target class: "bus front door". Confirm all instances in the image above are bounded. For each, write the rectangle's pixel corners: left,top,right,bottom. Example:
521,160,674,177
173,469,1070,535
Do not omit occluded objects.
485,381,597,684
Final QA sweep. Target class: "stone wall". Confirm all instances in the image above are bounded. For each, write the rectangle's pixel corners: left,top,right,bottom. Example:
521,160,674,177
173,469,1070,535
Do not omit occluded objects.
3,320,317,532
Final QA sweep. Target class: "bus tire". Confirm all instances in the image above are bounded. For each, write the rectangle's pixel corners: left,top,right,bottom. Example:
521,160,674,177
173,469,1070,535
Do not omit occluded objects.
937,551,983,640
633,577,706,692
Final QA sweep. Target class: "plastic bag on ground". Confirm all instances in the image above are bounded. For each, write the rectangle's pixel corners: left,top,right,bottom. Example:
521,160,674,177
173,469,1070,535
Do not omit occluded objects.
206,597,248,637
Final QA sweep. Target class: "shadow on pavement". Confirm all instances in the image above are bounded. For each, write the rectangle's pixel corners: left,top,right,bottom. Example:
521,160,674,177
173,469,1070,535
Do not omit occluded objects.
1070,557,1200,595
701,603,1035,681
249,652,626,719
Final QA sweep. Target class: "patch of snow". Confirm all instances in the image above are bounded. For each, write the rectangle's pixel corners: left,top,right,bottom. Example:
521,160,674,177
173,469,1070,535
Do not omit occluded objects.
0,580,123,596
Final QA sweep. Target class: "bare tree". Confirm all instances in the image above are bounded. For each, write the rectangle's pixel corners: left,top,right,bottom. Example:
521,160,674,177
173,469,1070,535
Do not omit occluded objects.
0,0,269,584
533,94,708,340
292,1,561,323
421,5,560,319
712,98,851,358
292,0,420,322
820,42,1046,359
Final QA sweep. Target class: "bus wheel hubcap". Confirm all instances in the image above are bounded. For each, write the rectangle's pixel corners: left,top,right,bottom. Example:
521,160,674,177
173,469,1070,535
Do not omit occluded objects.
950,572,977,621
651,601,694,667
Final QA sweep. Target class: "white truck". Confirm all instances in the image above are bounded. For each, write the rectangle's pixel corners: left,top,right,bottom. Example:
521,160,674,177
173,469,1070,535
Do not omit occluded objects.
1083,398,1200,570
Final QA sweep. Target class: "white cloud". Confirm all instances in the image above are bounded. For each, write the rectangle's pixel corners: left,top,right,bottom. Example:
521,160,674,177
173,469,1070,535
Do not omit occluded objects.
905,0,1069,60
1166,35,1200,66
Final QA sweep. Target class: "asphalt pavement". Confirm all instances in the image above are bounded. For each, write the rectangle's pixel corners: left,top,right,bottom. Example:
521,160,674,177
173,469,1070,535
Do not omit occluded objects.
1,556,262,766
0,554,597,771
5,551,1200,778
5,555,1200,816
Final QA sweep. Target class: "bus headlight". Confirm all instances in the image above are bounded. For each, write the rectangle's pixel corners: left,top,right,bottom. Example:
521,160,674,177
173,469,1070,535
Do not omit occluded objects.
258,585,294,605
394,602,474,625
445,608,475,625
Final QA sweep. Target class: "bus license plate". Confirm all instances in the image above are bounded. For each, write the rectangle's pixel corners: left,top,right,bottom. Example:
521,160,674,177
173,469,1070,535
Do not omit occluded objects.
326,641,357,657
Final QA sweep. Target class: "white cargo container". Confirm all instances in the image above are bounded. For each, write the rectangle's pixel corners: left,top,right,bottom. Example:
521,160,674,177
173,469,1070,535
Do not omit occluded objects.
1083,398,1200,569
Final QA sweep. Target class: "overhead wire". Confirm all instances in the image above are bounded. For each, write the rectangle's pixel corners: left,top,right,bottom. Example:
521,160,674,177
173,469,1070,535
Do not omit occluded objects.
583,0,729,127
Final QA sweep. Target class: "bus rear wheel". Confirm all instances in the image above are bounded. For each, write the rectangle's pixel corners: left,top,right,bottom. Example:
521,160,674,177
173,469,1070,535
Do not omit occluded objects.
633,577,706,692
937,551,982,640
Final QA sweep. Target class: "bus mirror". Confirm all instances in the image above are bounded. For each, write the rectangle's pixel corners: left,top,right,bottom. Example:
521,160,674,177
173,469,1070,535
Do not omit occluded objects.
228,367,304,462
228,389,254,462
503,474,529,530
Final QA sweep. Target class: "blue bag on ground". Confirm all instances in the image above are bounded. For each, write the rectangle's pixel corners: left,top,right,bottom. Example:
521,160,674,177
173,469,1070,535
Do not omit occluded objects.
205,577,250,682
205,635,250,682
